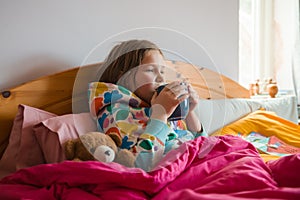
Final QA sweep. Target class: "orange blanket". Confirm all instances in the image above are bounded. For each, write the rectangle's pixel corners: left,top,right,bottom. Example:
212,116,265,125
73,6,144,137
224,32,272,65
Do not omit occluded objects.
212,110,300,161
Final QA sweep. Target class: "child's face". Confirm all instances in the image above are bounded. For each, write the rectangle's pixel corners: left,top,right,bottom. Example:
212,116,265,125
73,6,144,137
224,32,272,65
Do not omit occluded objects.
134,50,166,104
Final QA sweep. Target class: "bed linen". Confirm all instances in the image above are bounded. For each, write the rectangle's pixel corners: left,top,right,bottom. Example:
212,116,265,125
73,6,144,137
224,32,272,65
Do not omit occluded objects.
1,61,299,199
0,135,299,200
213,110,300,162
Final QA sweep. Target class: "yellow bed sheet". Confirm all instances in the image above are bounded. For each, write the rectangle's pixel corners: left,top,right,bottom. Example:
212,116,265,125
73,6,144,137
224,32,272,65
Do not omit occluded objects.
212,110,300,162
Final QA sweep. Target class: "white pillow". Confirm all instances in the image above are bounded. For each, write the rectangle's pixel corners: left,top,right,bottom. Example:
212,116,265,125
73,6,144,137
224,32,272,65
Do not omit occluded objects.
197,96,298,135
250,96,298,123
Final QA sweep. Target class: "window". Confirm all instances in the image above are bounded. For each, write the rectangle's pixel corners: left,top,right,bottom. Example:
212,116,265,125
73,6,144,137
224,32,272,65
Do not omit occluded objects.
239,0,300,98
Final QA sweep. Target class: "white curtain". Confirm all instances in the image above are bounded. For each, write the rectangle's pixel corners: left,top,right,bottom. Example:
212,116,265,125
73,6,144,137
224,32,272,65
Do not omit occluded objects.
272,0,299,93
252,0,275,81
292,0,300,104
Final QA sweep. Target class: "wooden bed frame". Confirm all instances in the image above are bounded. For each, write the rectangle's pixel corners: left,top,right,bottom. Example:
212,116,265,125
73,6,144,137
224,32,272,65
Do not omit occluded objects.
0,61,249,158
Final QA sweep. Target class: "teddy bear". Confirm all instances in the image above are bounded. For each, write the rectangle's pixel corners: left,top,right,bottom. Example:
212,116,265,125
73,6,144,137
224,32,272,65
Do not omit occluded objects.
64,132,135,168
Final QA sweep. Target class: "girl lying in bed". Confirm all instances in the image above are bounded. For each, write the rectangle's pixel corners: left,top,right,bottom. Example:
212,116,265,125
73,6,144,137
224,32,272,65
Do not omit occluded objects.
1,39,300,200
88,39,207,171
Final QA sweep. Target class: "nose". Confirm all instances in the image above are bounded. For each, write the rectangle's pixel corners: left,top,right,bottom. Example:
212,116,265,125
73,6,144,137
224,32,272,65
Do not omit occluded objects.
156,72,165,83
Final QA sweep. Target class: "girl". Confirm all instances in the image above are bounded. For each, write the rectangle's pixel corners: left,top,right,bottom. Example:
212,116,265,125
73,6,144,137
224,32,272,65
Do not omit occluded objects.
89,39,206,171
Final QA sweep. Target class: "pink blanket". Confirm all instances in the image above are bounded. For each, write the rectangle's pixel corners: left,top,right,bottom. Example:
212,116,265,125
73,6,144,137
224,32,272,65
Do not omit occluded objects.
1,135,299,200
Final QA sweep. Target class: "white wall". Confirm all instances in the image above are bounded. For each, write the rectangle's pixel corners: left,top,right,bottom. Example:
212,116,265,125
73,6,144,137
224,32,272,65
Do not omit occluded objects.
0,0,238,91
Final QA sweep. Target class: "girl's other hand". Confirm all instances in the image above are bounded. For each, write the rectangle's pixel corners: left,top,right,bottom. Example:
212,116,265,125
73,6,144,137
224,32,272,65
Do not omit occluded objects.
187,83,199,111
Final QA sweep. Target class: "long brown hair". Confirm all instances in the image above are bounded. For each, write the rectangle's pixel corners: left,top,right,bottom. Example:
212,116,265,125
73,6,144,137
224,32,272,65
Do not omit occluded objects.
98,39,163,83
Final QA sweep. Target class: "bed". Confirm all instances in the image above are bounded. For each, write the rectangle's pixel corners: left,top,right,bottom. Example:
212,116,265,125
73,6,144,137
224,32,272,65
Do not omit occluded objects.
0,61,300,199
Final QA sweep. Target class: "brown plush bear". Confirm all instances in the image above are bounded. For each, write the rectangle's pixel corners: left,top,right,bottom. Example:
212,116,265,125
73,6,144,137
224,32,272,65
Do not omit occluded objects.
64,132,135,168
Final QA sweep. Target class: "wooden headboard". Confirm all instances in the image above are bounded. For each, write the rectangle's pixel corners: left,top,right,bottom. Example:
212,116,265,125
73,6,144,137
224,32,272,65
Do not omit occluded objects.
0,61,249,158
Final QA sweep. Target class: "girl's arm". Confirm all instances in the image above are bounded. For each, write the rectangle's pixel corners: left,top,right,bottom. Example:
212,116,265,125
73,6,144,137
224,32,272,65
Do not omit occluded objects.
185,110,202,132
135,118,172,171
135,81,189,171
185,84,207,136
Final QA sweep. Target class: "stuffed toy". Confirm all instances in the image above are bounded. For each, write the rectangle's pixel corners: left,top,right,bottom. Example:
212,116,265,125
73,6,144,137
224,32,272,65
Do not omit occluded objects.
64,132,135,168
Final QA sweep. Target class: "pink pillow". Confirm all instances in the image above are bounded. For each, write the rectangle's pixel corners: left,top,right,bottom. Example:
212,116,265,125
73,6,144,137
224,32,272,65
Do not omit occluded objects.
34,113,97,164
0,104,57,177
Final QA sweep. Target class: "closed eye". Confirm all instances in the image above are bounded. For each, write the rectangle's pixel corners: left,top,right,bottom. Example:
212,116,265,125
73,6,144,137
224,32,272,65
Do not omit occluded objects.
145,69,154,72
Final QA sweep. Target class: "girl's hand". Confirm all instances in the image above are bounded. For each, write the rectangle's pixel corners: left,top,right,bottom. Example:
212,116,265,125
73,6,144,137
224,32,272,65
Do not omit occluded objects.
150,81,189,122
187,83,199,112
